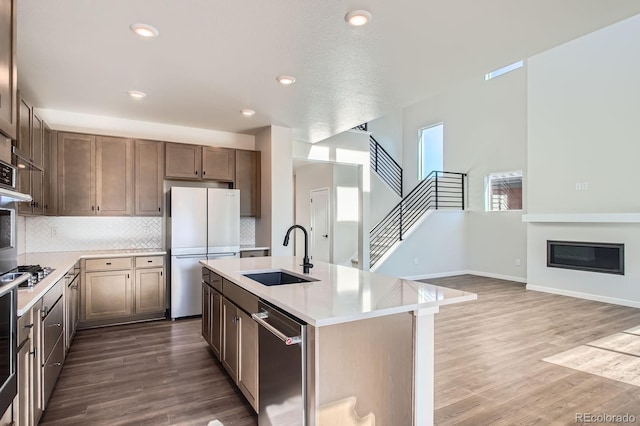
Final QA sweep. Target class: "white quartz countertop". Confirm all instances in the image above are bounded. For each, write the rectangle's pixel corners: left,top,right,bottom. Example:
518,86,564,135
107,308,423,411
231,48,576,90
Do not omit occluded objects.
16,249,166,316
200,256,476,327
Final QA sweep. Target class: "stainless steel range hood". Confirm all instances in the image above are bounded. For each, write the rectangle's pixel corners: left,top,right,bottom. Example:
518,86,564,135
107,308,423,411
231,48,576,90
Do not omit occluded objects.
0,187,31,202
12,146,43,172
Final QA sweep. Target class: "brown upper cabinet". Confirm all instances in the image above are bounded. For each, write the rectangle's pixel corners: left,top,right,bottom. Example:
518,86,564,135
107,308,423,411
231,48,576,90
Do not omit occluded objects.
95,136,133,215
234,150,261,217
0,0,17,140
165,142,201,179
203,147,235,182
134,139,163,216
58,133,134,216
57,133,96,216
165,143,236,183
16,94,49,216
42,124,53,215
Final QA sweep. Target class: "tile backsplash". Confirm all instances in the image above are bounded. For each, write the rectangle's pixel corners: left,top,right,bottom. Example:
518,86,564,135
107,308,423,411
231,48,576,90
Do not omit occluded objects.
25,216,256,253
240,217,255,246
26,216,163,253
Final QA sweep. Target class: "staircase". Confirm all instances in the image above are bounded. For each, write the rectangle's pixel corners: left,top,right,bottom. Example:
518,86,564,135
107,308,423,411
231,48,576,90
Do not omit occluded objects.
351,123,466,269
370,171,466,269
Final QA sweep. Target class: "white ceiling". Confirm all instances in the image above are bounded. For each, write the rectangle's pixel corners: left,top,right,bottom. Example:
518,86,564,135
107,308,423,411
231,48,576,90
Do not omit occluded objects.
16,1,640,143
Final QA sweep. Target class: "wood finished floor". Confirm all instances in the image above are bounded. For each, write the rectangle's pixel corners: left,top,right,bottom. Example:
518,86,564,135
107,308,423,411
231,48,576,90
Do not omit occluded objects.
39,319,257,426
427,275,640,426
41,275,640,425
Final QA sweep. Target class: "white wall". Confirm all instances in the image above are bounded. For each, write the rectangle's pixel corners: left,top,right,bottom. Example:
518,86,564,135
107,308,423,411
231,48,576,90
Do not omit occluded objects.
255,126,294,256
367,108,403,162
293,162,360,266
332,164,359,266
36,109,255,150
526,15,640,304
527,14,640,214
293,162,333,259
373,211,466,278
369,172,401,227
397,66,527,279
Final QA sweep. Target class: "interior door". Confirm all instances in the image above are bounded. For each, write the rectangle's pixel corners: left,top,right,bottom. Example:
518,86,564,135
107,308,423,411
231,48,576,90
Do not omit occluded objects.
310,188,330,262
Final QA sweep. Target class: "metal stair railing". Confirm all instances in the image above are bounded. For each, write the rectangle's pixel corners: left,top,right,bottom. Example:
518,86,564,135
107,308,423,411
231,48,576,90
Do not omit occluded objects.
370,171,466,268
352,123,403,197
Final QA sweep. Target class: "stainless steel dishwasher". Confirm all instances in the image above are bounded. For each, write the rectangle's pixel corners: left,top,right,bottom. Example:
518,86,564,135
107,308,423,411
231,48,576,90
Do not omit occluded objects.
252,301,306,426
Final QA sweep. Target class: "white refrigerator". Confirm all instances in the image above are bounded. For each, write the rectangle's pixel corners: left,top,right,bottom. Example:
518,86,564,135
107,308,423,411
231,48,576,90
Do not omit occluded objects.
169,187,240,319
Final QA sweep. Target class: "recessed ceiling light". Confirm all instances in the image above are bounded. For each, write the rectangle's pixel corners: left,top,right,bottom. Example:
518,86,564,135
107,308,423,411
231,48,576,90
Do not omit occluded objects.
276,75,296,86
130,23,159,38
128,90,146,99
345,10,372,27
241,109,256,117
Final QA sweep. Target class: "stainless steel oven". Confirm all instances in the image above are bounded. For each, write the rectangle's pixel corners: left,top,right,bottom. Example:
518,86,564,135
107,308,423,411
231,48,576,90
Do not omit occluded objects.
0,279,17,417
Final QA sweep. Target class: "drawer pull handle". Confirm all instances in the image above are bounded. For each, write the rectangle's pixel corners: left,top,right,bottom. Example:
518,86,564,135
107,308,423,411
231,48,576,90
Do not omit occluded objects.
147,260,153,263
49,323,62,328
106,262,112,265
24,324,34,329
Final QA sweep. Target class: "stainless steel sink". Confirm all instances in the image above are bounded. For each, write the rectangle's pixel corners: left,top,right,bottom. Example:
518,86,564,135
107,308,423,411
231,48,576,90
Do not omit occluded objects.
243,270,318,286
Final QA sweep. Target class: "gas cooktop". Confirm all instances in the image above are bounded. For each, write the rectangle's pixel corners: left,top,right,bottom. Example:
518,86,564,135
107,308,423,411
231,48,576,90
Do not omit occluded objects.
10,265,55,288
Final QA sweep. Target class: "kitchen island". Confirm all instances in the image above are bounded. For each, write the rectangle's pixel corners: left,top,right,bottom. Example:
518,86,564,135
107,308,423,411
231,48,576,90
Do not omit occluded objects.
201,256,476,426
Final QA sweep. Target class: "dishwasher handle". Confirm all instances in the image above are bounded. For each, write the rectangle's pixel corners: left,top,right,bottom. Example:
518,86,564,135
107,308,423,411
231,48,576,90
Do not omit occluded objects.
252,312,302,346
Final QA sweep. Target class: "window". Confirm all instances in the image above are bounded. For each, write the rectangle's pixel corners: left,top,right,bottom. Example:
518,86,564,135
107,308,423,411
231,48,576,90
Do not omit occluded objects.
486,171,522,211
484,60,524,81
418,123,443,180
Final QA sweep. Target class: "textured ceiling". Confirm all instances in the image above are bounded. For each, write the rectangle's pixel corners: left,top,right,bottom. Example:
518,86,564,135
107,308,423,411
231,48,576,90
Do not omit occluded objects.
16,1,640,143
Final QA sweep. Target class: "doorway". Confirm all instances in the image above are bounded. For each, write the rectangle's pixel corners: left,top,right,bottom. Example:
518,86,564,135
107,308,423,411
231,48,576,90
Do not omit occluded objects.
310,188,330,262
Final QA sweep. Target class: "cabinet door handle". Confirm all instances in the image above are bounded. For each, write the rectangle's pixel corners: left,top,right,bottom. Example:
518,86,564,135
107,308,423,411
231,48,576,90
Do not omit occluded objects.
195,170,198,175
91,206,95,211
29,348,37,357
127,273,130,279
48,323,62,328
203,170,206,176
24,323,34,329
52,362,62,366
158,207,161,212
97,206,100,211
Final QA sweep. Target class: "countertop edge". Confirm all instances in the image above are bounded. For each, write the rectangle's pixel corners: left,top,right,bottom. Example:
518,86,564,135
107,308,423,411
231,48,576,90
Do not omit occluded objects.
201,260,477,327
17,249,167,316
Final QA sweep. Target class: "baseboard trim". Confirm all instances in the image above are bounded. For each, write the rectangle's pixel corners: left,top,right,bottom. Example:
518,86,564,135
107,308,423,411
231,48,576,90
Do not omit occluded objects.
526,284,640,308
466,270,527,284
403,270,527,283
402,270,468,280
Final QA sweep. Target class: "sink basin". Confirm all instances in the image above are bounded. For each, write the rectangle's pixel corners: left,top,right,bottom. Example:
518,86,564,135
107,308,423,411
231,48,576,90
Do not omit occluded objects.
243,270,317,286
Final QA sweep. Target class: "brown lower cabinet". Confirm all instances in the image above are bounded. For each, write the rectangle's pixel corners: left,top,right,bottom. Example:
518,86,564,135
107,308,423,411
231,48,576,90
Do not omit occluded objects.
202,270,258,412
79,256,166,329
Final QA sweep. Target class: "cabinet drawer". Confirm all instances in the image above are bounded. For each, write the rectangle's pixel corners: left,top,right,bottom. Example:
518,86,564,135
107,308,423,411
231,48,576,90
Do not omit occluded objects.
17,310,33,347
240,249,269,258
43,334,64,408
223,278,258,314
42,279,63,314
43,300,64,361
135,255,165,268
86,257,132,271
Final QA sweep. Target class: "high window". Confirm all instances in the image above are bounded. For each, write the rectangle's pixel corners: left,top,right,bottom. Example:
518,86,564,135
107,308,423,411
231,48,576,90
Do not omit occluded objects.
486,171,522,211
418,123,443,180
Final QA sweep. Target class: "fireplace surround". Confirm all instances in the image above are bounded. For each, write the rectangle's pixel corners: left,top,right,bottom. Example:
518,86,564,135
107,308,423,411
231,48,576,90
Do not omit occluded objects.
547,240,624,275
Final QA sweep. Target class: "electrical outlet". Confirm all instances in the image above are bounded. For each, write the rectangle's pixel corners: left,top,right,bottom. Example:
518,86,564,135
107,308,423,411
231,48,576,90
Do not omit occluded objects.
582,182,588,190
575,182,582,190
515,258,521,266
50,227,58,238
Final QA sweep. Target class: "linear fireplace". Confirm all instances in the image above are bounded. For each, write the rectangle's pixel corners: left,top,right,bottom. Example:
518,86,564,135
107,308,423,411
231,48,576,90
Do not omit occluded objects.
547,241,624,275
